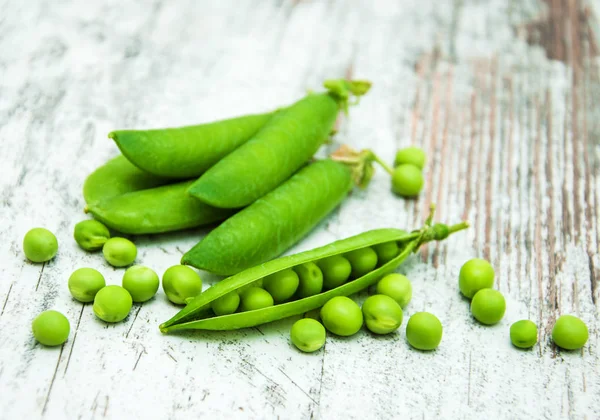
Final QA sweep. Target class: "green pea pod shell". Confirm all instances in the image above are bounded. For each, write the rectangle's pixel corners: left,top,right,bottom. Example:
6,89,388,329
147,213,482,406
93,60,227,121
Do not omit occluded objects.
187,79,371,208
181,159,353,275
108,111,276,179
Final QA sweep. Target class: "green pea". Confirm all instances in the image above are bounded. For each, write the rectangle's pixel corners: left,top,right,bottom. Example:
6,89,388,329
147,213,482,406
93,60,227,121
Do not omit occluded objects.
263,269,299,302
391,164,424,197
68,268,106,303
73,220,110,251
23,228,58,263
406,312,442,350
345,247,378,278
470,289,506,325
211,291,240,316
32,310,70,346
93,285,132,323
294,262,324,298
551,315,589,350
290,318,326,352
510,320,538,349
361,294,403,334
394,146,426,169
102,237,137,267
122,265,160,303
376,273,412,308
162,265,202,305
372,241,399,266
320,296,363,336
239,287,274,311
317,255,351,289
459,258,495,299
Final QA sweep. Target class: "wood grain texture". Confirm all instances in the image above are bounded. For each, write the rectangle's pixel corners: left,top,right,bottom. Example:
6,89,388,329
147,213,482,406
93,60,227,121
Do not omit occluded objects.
0,0,599,419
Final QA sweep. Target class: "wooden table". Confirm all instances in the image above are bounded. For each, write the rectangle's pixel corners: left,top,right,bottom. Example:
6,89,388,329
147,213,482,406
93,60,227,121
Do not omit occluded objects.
1,0,598,418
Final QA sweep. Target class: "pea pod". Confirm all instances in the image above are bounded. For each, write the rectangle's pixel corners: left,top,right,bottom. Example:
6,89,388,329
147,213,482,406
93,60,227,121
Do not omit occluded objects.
181,159,353,275
187,79,371,208
108,111,276,179
160,206,468,332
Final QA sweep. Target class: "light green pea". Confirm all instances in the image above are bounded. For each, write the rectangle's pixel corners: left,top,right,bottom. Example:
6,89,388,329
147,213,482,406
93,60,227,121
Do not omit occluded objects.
263,269,299,302
32,310,70,346
372,241,400,266
93,285,132,323
23,228,58,263
162,265,202,305
239,287,274,311
406,312,442,350
122,265,160,302
361,294,403,334
552,315,589,350
345,247,378,278
510,320,538,349
376,273,412,308
391,164,424,197
317,255,351,289
73,220,110,251
470,289,506,325
102,237,137,267
290,318,326,352
459,258,495,299
394,146,426,169
68,267,106,303
320,296,363,336
294,262,323,298
211,291,240,316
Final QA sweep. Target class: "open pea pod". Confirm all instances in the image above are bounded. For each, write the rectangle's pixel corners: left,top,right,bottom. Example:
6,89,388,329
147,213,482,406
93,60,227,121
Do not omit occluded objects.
160,206,468,333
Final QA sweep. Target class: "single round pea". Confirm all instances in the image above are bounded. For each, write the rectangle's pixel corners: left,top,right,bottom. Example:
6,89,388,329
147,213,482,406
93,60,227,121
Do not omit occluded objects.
551,315,589,350
459,258,495,299
32,310,70,346
68,267,106,303
102,237,137,267
93,285,132,323
317,255,352,289
406,312,443,350
294,262,323,298
394,146,426,169
391,164,424,197
263,269,299,302
23,227,58,263
73,220,110,251
376,273,412,308
345,247,378,279
211,291,240,316
290,318,326,352
239,287,274,311
362,294,403,334
372,241,400,266
320,296,363,336
510,320,538,349
122,265,160,303
470,289,506,325
162,265,202,305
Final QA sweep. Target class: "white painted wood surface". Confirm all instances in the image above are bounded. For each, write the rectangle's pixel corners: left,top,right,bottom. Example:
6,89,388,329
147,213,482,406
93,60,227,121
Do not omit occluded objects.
1,0,599,418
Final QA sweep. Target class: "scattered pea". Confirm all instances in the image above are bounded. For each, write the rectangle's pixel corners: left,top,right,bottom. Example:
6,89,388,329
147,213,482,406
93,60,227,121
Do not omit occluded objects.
372,241,400,266
320,296,363,336
376,273,412,308
459,258,495,299
211,291,240,316
239,287,274,311
122,265,160,302
552,315,589,350
294,262,324,298
68,267,106,303
317,255,352,289
93,285,132,323
162,265,202,305
470,289,506,325
406,312,442,350
510,320,538,349
73,220,110,251
102,237,137,267
263,269,299,302
394,146,426,169
32,310,70,346
290,318,326,352
345,247,378,278
361,294,403,334
23,227,58,263
391,164,423,197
